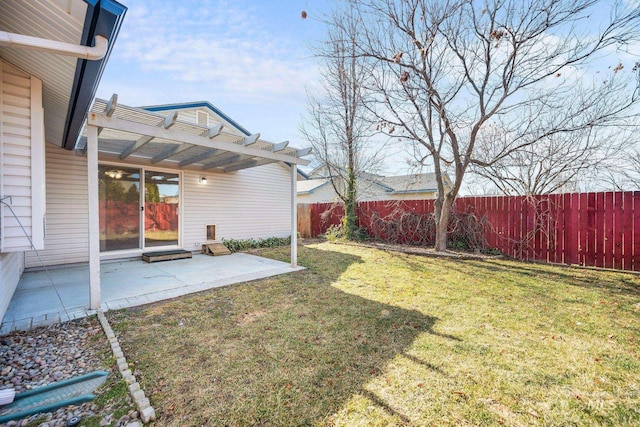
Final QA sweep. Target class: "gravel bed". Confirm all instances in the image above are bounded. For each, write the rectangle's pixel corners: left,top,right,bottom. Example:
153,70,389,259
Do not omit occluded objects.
0,318,138,427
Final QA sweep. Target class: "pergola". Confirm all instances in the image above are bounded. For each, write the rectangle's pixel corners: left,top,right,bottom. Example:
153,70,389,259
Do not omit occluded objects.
82,95,311,308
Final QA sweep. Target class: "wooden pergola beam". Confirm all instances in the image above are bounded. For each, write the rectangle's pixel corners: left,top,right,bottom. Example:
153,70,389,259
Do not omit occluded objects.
296,147,312,157
202,154,245,170
151,124,222,164
105,93,117,117
119,111,178,159
242,133,260,146
178,149,221,167
224,158,277,173
271,141,289,152
208,123,223,138
88,112,310,165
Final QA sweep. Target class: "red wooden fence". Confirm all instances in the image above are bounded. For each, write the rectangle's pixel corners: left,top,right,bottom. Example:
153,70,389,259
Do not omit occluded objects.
300,192,640,271
100,201,178,234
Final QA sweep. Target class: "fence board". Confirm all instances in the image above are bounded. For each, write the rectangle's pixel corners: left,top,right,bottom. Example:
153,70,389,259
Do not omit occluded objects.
623,192,633,270
297,204,312,238
633,192,640,271
303,191,640,271
613,192,624,270
564,194,577,265
593,193,604,268
603,192,614,269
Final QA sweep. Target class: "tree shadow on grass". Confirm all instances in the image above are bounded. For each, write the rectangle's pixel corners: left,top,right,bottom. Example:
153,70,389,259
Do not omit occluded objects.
109,245,457,426
445,257,640,298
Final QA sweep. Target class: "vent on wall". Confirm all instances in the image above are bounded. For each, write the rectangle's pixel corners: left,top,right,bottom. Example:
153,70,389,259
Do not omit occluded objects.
206,224,216,241
197,111,209,126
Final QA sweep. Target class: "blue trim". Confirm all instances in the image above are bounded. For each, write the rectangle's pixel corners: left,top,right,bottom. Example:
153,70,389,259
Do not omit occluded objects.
62,0,127,149
297,168,310,180
298,180,330,194
142,101,251,136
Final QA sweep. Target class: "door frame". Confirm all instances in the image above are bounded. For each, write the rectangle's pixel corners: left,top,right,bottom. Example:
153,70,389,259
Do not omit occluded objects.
98,161,184,259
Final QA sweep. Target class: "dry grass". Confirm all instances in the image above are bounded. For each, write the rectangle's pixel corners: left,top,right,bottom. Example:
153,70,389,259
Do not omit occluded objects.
108,242,640,426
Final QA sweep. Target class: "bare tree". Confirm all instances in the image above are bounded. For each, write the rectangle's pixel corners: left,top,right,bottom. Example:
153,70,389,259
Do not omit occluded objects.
300,6,381,239
470,126,627,195
345,0,640,250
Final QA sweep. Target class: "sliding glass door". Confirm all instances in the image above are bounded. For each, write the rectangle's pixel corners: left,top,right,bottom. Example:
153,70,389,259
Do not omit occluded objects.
99,166,141,251
99,165,180,252
144,170,179,247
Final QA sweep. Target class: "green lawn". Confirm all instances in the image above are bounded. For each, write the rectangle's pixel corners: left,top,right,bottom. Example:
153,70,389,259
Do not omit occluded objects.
108,242,640,426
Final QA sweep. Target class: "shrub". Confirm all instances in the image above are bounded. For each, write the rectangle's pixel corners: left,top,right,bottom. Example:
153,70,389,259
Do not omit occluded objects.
222,236,292,253
324,219,367,242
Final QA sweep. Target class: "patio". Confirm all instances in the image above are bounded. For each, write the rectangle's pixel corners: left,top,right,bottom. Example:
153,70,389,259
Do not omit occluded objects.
1,253,304,334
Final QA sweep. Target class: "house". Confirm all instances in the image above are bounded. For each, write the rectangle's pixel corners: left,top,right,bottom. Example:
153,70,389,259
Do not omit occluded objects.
0,0,310,323
0,0,127,324
297,166,451,204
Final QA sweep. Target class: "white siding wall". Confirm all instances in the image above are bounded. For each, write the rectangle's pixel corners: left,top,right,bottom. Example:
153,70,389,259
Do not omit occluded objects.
171,108,245,137
25,148,292,266
183,164,292,249
297,183,340,204
0,251,24,323
0,60,45,252
25,145,88,267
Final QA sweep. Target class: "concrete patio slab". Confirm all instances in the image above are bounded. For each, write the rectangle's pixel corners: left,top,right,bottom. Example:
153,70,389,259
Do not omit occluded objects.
1,253,304,335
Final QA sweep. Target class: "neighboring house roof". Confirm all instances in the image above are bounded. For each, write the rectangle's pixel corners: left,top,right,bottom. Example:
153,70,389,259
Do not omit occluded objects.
297,172,446,196
0,0,127,149
140,101,251,137
379,173,440,194
297,168,310,180
297,179,331,194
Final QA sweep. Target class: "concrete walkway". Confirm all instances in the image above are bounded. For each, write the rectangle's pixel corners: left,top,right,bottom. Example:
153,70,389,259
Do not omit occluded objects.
1,253,304,334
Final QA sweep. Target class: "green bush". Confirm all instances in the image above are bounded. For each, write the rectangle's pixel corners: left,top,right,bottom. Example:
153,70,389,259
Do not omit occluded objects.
222,236,292,253
324,220,368,242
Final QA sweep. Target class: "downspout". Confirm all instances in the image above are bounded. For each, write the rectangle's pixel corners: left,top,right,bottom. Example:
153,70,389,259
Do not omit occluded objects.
0,31,108,60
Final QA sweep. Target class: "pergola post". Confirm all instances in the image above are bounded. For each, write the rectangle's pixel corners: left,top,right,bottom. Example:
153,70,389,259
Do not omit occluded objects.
291,163,297,268
87,124,101,309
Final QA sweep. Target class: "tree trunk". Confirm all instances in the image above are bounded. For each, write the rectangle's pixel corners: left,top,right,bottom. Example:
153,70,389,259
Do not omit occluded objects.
434,196,453,251
343,169,358,239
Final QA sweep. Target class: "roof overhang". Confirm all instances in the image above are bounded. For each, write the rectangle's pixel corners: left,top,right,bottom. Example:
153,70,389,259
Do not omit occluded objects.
82,97,311,172
64,0,127,150
0,0,126,150
141,101,252,137
297,179,330,194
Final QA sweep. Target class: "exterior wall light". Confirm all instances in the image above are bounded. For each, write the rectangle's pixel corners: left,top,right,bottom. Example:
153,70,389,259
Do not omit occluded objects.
199,177,208,184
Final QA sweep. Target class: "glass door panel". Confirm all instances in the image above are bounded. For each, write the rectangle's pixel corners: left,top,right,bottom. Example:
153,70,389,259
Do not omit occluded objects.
99,166,141,251
144,170,179,247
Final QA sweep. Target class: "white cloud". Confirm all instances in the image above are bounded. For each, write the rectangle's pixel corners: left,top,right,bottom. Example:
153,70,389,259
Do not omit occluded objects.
109,0,319,105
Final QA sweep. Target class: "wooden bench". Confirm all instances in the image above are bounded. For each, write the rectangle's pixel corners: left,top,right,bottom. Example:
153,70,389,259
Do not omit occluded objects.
142,249,193,263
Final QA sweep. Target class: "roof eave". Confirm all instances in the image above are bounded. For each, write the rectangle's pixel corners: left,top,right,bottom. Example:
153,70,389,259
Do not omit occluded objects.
392,188,438,194
141,101,252,137
62,0,127,150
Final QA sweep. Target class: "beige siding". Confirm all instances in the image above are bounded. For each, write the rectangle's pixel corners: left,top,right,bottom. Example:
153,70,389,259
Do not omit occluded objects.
297,183,339,204
0,60,44,252
26,149,292,265
0,251,24,322
25,145,88,267
170,108,245,137
182,164,292,249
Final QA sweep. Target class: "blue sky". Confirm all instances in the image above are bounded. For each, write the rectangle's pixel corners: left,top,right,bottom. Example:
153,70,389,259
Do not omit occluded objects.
96,0,639,182
96,0,331,149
